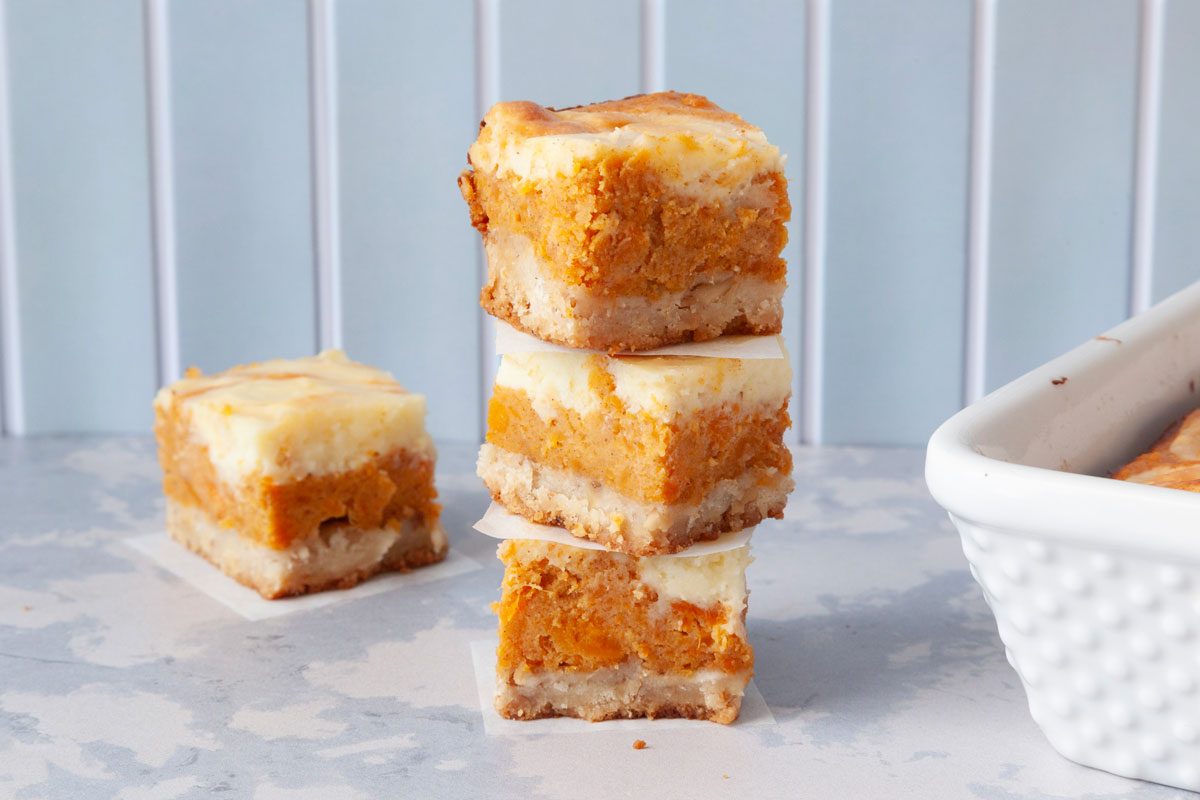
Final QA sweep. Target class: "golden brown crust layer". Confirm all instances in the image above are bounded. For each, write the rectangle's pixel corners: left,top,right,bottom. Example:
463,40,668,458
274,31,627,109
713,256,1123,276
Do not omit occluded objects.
156,401,440,550
485,384,792,506
167,500,447,599
1113,409,1200,489
491,285,780,352
478,446,789,555
495,667,745,724
479,229,784,351
175,527,446,601
477,92,757,140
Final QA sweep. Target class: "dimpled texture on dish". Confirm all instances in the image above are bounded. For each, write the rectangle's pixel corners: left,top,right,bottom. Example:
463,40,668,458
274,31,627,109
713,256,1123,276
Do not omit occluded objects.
955,518,1200,791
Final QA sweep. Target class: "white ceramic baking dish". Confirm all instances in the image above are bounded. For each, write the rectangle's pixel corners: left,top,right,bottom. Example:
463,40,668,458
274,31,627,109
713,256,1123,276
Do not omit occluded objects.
926,281,1200,791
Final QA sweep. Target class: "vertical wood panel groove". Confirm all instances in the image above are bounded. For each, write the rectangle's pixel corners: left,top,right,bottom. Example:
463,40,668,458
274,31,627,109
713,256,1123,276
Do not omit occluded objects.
475,0,499,439
1131,0,1164,316
822,0,971,444
985,0,1138,392
965,0,996,406
170,0,316,373
1150,0,1200,301
8,0,157,432
640,0,665,93
0,0,22,435
309,0,341,352
146,0,180,387
802,0,830,445
336,0,478,442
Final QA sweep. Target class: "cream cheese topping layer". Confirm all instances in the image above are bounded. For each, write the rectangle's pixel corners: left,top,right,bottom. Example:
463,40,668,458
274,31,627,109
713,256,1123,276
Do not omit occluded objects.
155,350,432,485
494,350,791,423
470,111,783,203
637,546,752,612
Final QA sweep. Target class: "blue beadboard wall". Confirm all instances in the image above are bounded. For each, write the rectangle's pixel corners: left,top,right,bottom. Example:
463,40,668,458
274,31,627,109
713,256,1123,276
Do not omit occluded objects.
985,0,1140,393
1153,0,1200,302
334,0,481,442
168,0,317,377
822,0,972,445
2,0,157,434
0,0,1198,444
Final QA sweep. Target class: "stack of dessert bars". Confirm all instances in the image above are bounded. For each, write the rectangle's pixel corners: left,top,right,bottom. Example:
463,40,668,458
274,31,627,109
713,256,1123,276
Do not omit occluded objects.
459,92,794,724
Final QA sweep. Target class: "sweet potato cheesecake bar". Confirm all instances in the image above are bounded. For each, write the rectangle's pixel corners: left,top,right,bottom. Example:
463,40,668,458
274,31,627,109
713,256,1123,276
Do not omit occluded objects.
153,351,446,599
1113,408,1200,489
459,91,790,352
477,349,793,556
495,539,753,723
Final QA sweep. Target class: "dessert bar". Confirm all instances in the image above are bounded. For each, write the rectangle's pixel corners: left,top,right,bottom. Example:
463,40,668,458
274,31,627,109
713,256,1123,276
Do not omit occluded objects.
494,539,753,723
478,349,793,555
154,351,446,599
459,92,789,352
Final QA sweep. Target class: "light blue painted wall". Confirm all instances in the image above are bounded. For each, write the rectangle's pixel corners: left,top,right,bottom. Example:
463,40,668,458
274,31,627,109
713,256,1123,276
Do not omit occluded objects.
985,0,1140,391
498,0,641,107
3,0,157,433
335,0,481,442
822,0,972,445
1152,0,1200,302
1,0,1197,443
663,0,806,443
168,0,316,374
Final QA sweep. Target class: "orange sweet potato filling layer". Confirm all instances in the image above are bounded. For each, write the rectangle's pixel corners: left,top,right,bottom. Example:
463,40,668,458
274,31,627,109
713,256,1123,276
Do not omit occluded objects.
155,402,439,550
485,371,791,505
460,155,789,298
494,541,752,676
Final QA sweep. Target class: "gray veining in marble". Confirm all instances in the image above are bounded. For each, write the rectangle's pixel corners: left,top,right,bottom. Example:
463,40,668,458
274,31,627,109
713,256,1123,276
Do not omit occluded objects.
0,437,1187,799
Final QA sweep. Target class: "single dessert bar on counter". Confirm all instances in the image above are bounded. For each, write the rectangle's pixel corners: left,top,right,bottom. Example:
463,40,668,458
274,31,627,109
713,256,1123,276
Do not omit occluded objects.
153,350,446,599
494,539,753,723
477,350,793,556
458,91,790,352
1112,408,1200,489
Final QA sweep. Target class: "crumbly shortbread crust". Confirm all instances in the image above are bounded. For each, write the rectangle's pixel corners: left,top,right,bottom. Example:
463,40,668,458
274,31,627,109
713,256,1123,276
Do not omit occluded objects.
166,500,447,600
478,444,791,556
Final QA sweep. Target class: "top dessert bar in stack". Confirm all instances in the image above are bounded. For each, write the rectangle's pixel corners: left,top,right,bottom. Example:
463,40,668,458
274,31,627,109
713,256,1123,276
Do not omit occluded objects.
458,91,790,352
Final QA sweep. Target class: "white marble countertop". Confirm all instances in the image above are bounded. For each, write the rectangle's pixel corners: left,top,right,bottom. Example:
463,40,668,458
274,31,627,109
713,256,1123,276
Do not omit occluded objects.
0,437,1187,799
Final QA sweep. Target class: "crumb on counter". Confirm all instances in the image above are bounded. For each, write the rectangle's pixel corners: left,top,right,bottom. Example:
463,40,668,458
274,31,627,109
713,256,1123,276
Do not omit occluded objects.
632,739,647,750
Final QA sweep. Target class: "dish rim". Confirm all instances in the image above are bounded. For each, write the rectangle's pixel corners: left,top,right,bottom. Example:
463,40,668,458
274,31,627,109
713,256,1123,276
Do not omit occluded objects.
925,281,1200,563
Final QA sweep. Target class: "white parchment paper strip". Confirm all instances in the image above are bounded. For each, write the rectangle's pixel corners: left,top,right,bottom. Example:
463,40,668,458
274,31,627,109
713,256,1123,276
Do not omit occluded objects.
473,503,753,557
471,640,775,735
124,533,480,621
494,320,785,360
